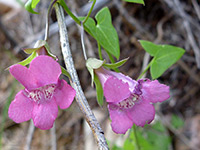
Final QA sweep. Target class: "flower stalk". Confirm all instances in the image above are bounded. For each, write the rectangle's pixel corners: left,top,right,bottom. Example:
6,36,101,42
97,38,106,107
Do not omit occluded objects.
55,3,108,150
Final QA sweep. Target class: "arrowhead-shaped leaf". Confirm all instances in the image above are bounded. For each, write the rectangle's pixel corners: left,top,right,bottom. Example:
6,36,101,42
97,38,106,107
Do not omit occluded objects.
150,45,185,79
79,7,120,59
140,40,185,79
95,7,120,59
139,40,160,56
79,17,96,37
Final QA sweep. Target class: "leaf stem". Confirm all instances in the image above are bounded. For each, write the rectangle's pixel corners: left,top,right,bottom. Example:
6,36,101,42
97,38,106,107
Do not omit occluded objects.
107,52,120,72
97,42,103,60
45,0,57,41
82,0,96,24
80,22,87,60
55,3,108,149
58,0,81,25
58,0,95,38
137,58,154,80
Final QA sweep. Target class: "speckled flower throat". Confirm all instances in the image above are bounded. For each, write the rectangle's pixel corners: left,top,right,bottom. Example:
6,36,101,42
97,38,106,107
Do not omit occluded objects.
27,84,56,103
117,94,139,109
116,82,142,109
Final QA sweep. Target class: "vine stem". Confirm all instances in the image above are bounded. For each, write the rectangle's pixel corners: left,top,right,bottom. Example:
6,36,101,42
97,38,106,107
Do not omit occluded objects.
82,0,96,24
133,125,140,150
55,3,108,150
137,58,154,80
44,0,57,41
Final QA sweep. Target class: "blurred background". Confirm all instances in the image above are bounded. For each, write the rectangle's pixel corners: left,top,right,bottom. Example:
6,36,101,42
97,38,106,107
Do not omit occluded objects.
0,0,200,149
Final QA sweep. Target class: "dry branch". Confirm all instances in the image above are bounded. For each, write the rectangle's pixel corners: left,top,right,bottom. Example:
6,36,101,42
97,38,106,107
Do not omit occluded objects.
55,3,108,150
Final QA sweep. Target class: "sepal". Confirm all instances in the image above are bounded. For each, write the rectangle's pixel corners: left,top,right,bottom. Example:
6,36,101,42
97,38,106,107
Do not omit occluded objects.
86,58,105,86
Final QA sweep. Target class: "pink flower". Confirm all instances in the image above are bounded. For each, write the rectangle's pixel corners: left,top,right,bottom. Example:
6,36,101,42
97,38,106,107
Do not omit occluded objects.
95,67,170,134
8,56,76,130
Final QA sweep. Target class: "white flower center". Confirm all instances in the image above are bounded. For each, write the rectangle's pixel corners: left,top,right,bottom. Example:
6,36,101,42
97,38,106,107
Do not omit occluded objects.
28,84,56,103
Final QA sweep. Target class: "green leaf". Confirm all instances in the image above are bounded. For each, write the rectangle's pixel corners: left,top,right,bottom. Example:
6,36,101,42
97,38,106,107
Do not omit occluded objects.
103,57,129,69
127,128,154,150
86,58,105,106
24,40,49,54
61,66,71,79
139,40,160,56
79,17,96,37
94,74,104,106
18,51,37,66
79,8,120,59
86,58,105,85
171,114,184,129
147,130,170,150
152,121,166,132
112,145,123,150
123,139,135,150
95,7,120,59
150,45,185,79
140,40,185,79
25,0,39,14
23,48,39,54
31,0,40,8
123,0,144,4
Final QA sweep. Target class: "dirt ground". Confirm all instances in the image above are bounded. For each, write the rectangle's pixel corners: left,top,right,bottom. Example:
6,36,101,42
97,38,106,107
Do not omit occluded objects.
0,0,200,150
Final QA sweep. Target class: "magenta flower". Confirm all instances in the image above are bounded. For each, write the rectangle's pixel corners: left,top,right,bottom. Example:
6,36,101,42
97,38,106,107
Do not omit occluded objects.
8,56,76,130
95,67,170,134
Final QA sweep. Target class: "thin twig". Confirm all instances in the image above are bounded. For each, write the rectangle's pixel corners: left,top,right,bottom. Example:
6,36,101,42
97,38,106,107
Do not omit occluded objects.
25,120,35,150
0,16,18,48
160,0,200,32
191,0,200,20
173,0,200,68
55,3,108,150
177,60,200,86
113,0,154,40
50,123,57,150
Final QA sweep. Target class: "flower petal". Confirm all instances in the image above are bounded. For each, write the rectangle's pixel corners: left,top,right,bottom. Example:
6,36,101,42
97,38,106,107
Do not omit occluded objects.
9,64,38,91
108,104,133,134
54,79,76,109
32,98,58,130
141,80,170,103
29,56,61,87
127,99,155,127
95,67,137,92
104,77,130,103
106,70,137,92
8,90,33,123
